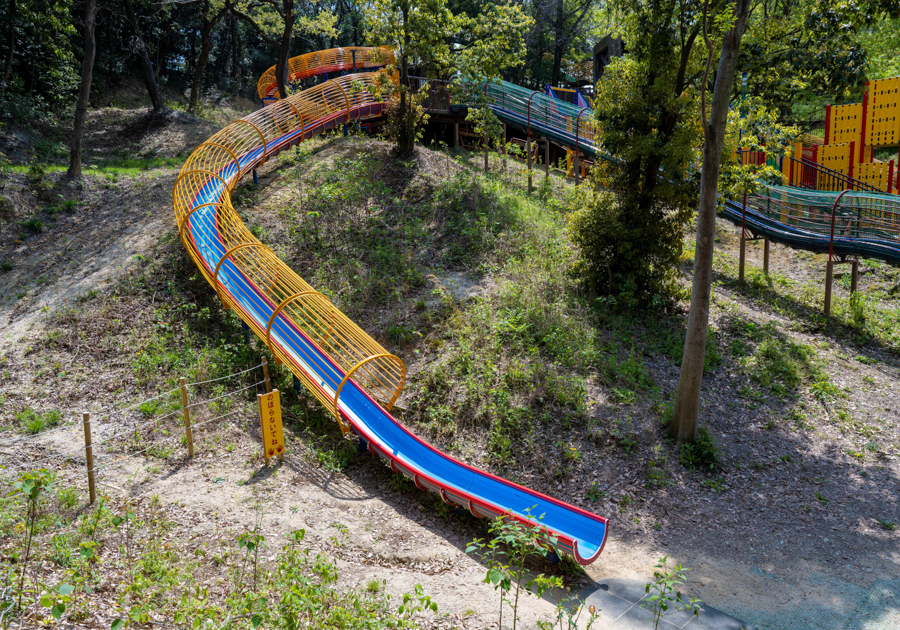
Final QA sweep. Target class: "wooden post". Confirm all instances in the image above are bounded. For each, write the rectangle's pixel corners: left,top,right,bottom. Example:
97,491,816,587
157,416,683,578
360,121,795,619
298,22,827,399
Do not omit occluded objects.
83,413,96,505
739,187,747,281
454,123,459,148
574,152,580,185
851,259,859,294
544,139,550,177
527,136,533,193
501,124,507,173
262,357,273,393
763,239,770,275
824,258,834,316
180,377,194,457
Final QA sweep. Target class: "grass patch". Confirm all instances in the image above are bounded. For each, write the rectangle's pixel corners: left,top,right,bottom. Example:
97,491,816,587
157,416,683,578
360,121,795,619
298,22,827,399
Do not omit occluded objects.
16,407,63,434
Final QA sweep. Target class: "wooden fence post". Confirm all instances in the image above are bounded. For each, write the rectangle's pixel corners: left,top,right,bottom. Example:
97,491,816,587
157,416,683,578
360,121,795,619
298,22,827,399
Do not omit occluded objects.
262,357,273,393
544,139,550,178
83,413,96,504
763,239,770,275
824,258,834,316
527,136,533,194
180,377,194,457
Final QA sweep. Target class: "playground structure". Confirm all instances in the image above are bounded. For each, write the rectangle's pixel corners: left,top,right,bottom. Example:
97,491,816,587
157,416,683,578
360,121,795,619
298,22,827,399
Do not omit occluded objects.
257,46,394,102
175,45,900,564
175,50,610,566
741,77,900,195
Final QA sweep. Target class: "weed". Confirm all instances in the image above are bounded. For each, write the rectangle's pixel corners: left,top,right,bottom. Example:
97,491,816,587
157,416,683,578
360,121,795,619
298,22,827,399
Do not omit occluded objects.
609,415,638,453
468,512,600,630
645,451,670,488
13,469,55,610
815,492,829,505
0,260,11,272
849,292,867,326
585,482,607,502
18,217,44,233
810,380,840,402
610,387,636,405
16,407,63,434
386,324,414,346
877,519,897,531
788,408,811,429
701,477,728,493
640,556,701,630
679,427,720,471
56,486,79,510
654,400,674,426
366,578,383,593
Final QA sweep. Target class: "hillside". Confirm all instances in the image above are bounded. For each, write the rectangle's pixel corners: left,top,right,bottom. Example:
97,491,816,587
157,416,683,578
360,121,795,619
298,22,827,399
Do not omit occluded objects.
0,114,898,628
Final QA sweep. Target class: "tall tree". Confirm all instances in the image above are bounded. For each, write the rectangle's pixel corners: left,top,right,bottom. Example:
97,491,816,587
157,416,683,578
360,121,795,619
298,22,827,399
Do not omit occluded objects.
122,0,163,112
68,0,98,178
231,0,337,100
670,0,752,443
190,0,230,111
549,0,591,86
1,0,14,94
366,0,531,156
570,0,707,301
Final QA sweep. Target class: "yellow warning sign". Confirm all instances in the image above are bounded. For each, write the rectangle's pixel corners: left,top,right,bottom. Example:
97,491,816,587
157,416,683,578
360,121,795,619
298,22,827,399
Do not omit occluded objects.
258,389,285,463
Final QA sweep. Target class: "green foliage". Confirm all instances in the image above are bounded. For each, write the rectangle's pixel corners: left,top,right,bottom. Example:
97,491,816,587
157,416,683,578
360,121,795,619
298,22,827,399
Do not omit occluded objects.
678,427,720,471
741,0,899,115
640,556,701,630
13,469,55,610
16,407,63,434
366,0,531,154
467,513,599,630
571,2,701,303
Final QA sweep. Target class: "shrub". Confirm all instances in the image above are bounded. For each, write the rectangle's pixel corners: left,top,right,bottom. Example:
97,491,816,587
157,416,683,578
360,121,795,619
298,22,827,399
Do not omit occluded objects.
679,426,720,470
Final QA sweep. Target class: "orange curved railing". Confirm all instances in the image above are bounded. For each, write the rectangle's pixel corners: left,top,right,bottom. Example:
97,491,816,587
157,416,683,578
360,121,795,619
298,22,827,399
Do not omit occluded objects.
174,72,405,432
257,46,394,101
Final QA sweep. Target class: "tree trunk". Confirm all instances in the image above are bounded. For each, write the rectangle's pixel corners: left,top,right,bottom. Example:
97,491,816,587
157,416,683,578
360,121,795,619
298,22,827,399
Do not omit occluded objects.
190,23,213,111
670,0,752,443
68,0,98,179
550,0,564,86
397,6,414,157
274,1,294,99
190,1,224,112
1,0,14,94
122,0,163,112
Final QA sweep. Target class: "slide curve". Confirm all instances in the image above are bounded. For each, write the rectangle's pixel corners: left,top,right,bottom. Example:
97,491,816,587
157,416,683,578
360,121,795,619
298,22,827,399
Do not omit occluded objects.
174,52,609,565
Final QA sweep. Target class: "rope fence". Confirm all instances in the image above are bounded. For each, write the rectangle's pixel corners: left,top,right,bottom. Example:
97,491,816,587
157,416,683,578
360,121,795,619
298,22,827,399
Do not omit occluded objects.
2,358,275,503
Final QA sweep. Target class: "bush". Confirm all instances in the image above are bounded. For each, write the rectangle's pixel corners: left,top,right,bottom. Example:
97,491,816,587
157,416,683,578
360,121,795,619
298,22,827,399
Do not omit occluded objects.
679,427,720,470
568,188,687,306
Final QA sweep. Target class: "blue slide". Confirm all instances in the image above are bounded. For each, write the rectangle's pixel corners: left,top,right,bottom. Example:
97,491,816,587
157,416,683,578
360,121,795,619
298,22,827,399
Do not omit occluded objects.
176,71,610,564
